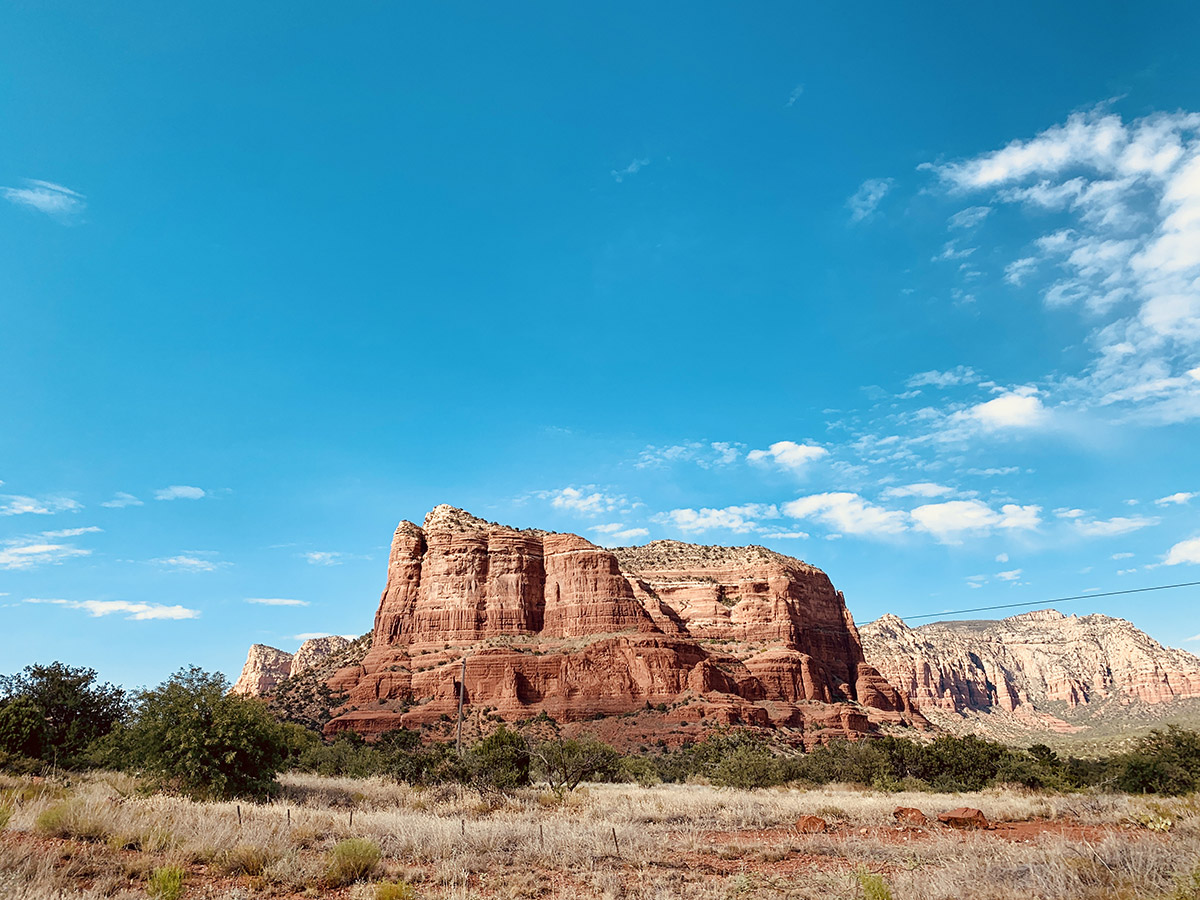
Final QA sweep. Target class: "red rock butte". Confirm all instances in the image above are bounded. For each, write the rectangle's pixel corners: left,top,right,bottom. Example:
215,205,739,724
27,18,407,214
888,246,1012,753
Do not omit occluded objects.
323,505,927,744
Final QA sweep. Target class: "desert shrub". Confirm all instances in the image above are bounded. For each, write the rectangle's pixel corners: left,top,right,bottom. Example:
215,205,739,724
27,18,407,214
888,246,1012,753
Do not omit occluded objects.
376,881,418,900
0,662,127,769
147,864,186,900
325,838,381,886
618,755,661,786
465,726,530,793
0,804,11,829
1112,727,1200,795
220,843,277,875
711,743,780,789
123,666,288,800
530,736,620,795
34,799,107,842
853,868,893,900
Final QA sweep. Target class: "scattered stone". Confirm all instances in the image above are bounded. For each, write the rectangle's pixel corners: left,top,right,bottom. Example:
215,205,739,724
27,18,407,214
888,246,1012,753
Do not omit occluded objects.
795,815,829,834
938,807,989,830
893,806,928,827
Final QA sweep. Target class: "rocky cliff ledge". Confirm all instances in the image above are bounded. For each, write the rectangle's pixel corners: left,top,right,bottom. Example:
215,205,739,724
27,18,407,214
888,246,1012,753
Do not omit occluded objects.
294,505,926,745
860,610,1200,734
230,636,350,696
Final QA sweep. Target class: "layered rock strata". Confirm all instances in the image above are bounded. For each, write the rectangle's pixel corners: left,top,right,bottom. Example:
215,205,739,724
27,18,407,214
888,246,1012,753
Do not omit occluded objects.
860,610,1200,718
230,635,351,696
319,505,925,743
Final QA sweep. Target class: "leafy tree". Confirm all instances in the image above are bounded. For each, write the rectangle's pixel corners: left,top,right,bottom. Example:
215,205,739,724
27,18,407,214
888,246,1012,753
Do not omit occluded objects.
125,666,288,799
530,735,619,795
465,726,530,793
0,662,127,768
0,696,48,761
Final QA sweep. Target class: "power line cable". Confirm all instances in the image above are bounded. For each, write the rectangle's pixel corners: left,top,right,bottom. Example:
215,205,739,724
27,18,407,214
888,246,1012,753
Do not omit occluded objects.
900,580,1200,622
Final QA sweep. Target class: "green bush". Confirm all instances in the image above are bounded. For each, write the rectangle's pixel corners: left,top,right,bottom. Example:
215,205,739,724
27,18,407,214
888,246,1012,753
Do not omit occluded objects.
0,662,127,769
123,666,288,800
376,881,418,900
853,868,893,900
325,838,381,886
711,743,779,789
34,800,107,842
465,726,530,793
219,843,276,875
147,864,186,900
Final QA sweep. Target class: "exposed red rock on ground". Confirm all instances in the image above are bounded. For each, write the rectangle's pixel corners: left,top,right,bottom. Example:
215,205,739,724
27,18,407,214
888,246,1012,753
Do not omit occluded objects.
938,807,989,830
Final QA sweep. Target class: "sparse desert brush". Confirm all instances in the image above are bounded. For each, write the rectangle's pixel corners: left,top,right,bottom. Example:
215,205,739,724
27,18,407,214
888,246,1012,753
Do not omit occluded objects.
0,803,12,829
854,867,894,900
219,842,278,875
326,837,382,886
375,879,419,900
34,799,107,842
147,864,186,900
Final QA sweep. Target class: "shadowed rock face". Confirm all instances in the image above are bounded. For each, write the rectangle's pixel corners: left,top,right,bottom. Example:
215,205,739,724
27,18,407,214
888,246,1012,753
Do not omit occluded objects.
860,609,1200,724
316,506,926,744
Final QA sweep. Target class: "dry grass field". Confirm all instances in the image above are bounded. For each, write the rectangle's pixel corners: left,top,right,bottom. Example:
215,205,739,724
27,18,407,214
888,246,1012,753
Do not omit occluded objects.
2,771,1198,900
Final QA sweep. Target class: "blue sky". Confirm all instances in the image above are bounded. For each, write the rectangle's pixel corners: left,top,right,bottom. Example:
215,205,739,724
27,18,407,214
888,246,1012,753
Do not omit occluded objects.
3,3,1200,689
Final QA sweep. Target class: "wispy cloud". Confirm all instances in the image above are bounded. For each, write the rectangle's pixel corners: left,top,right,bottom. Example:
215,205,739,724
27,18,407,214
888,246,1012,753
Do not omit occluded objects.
40,526,102,538
611,158,650,183
101,492,143,508
1,179,86,220
154,485,206,501
589,523,650,545
300,551,369,566
785,84,804,108
151,554,225,572
1073,515,1160,537
245,597,309,607
652,504,779,534
847,178,892,222
24,597,198,620
882,482,953,499
0,495,82,516
1155,491,1195,506
636,442,741,470
948,206,992,229
906,366,977,388
996,569,1023,582
0,542,91,570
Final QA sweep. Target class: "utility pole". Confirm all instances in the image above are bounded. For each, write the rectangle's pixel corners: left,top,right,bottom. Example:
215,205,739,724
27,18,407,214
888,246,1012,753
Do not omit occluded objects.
455,654,467,756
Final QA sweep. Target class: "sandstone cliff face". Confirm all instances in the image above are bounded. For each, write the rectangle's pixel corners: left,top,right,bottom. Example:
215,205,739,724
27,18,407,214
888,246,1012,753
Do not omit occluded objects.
292,635,352,677
860,609,1200,726
230,644,293,696
319,506,925,744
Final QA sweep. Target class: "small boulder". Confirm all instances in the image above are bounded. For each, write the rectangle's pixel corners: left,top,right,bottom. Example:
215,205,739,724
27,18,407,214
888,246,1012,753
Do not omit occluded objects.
893,806,928,827
795,815,829,834
937,807,989,830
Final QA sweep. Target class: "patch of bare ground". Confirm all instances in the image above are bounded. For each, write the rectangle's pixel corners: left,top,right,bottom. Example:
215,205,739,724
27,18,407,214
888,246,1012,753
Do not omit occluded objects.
0,773,1196,899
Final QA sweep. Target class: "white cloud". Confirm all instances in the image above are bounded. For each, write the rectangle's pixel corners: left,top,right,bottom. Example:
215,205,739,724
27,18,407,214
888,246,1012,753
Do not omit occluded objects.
847,178,892,222
927,108,1200,425
996,553,1009,563
245,597,309,607
1185,633,1200,642
1156,492,1195,506
910,499,1041,543
0,495,82,516
1055,508,1086,519
906,366,977,388
1164,537,1200,566
24,598,198,620
154,485,206,501
746,441,828,473
40,526,102,538
763,530,809,539
933,240,976,262
0,542,91,570
153,555,222,572
1112,552,1135,559
786,85,804,107
590,523,650,544
636,442,741,469
653,504,779,534
782,493,907,536
964,386,1048,429
882,482,953,499
1,179,85,219
996,569,1023,581
611,158,649,183
539,486,627,517
101,492,143,508
1074,515,1160,537
304,551,343,566
948,206,992,229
